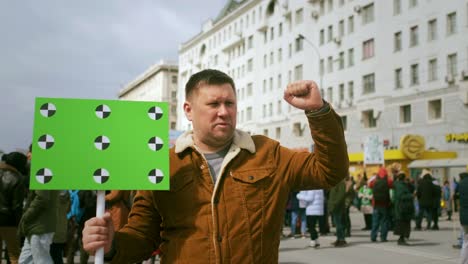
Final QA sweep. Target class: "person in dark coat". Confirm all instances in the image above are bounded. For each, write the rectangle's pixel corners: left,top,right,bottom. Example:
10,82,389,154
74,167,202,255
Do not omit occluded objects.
431,180,442,230
0,152,27,264
416,172,435,230
459,172,468,263
393,173,414,245
328,180,349,247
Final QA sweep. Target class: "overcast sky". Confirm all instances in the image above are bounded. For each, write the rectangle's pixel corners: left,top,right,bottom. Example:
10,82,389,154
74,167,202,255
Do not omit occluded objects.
0,0,226,153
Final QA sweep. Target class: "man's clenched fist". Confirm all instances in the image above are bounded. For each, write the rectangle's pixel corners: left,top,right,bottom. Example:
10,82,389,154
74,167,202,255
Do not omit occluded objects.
283,80,323,111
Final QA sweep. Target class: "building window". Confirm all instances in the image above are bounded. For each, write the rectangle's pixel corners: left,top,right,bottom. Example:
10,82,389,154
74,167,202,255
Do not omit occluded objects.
394,31,402,52
269,77,273,91
269,102,273,116
295,37,304,52
275,127,281,139
320,0,325,14
348,48,354,67
339,20,344,37
327,87,333,102
270,52,274,65
320,59,325,76
171,75,177,84
327,25,333,42
279,23,283,36
348,16,354,34
362,110,377,128
428,59,437,81
246,107,252,121
294,64,303,81
410,25,419,47
410,63,419,85
248,35,253,49
362,38,375,59
327,0,333,12
428,99,442,120
400,105,412,124
270,27,274,41
263,129,269,136
363,73,375,94
320,29,325,45
295,8,304,24
339,52,345,70
277,100,282,114
293,122,304,136
393,0,401,15
341,115,347,131
262,104,266,118
247,83,253,96
263,54,267,67
447,53,458,77
348,81,354,99
327,56,333,73
395,68,403,89
447,12,457,35
247,59,253,72
428,19,437,41
409,0,417,8
339,83,344,101
362,3,375,25
277,74,282,89
263,79,266,93
278,48,282,62
288,43,292,58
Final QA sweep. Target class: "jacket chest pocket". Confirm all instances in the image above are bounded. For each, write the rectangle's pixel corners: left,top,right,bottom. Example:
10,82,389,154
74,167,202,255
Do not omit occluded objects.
230,169,273,211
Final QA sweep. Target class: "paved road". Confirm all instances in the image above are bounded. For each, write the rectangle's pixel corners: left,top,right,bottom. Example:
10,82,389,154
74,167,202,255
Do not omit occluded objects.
278,210,462,264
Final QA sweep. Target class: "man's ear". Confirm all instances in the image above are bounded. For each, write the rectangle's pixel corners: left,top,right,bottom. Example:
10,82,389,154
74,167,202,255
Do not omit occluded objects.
183,101,193,121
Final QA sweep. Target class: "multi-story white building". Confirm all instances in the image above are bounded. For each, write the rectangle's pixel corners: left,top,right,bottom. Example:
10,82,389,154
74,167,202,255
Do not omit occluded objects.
177,0,468,159
119,60,179,129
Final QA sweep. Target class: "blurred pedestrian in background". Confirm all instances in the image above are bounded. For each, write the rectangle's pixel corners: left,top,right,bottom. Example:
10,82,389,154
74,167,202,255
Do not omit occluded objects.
393,173,414,246
0,152,27,264
297,189,324,248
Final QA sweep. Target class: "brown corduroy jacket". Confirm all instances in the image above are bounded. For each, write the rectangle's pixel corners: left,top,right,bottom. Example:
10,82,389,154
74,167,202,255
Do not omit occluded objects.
112,108,349,264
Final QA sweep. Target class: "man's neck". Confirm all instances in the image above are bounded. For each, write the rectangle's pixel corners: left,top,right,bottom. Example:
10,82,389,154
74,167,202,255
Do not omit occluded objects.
195,140,232,154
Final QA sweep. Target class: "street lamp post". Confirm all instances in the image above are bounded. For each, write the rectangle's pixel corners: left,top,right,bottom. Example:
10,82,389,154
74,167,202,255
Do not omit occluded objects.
298,34,323,93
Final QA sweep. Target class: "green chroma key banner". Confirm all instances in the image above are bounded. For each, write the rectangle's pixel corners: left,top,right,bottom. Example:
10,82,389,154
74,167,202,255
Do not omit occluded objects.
30,97,169,190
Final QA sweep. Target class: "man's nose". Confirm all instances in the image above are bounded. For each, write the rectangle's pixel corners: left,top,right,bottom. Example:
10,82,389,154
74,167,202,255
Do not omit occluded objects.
217,104,229,116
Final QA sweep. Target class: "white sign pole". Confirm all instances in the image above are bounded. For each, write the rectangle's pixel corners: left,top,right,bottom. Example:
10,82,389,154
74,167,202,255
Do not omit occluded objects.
95,190,105,264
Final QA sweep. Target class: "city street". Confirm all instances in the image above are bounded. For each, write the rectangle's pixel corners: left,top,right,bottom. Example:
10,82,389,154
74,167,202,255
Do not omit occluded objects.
278,210,462,264
7,210,460,264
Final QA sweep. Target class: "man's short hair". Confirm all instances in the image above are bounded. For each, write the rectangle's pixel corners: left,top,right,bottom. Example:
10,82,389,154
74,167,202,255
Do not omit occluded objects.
185,69,236,100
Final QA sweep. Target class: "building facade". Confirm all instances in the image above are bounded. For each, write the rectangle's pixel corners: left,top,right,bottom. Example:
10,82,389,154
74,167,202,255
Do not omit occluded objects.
177,0,468,158
119,60,179,129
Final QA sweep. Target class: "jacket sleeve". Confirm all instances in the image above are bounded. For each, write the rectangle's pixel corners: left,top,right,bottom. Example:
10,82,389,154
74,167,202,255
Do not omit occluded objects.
112,190,161,264
279,107,349,191
21,190,50,224
12,175,25,224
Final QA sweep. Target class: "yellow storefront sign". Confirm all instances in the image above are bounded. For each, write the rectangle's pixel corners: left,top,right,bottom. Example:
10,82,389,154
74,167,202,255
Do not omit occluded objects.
446,133,468,143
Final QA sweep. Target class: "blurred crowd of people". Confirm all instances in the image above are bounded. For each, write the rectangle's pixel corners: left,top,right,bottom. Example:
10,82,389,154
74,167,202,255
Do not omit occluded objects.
282,162,467,253
0,146,132,264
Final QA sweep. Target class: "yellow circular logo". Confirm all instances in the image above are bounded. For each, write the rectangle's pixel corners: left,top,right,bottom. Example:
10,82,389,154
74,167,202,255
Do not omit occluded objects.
400,135,425,160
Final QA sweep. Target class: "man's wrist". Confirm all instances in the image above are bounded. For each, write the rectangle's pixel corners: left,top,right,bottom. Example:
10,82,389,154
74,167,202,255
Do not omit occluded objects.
305,100,330,117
